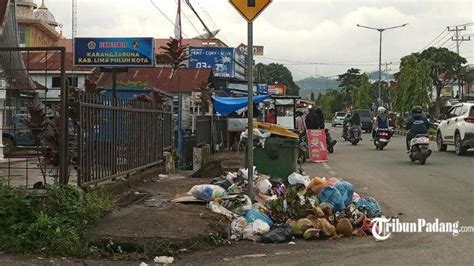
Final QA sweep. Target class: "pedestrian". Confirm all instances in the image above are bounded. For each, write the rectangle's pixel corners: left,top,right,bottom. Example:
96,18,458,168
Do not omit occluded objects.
266,108,276,124
306,107,325,130
295,110,307,135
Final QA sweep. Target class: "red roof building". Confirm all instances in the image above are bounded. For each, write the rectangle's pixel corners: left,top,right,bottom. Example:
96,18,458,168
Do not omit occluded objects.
96,67,213,94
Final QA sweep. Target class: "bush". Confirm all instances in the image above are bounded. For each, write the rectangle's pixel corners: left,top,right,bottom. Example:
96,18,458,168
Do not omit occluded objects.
0,183,111,256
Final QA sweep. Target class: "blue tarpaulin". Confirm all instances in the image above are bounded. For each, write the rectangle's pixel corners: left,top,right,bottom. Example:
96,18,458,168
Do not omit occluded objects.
212,95,271,116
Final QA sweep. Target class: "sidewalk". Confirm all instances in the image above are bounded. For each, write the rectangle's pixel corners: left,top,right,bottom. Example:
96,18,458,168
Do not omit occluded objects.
86,172,229,256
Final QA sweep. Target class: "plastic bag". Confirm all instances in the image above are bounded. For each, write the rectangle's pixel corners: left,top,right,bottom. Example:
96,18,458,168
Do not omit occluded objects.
288,172,310,187
355,197,382,218
307,177,329,195
230,216,248,240
243,219,270,241
256,175,272,195
334,181,354,207
188,185,227,201
208,202,236,220
239,167,257,180
219,195,253,216
318,187,345,212
244,209,274,227
261,224,293,243
326,177,342,186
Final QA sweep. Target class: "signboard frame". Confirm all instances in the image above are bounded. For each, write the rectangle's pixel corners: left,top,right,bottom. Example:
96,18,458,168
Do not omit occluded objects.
188,47,236,78
73,37,155,68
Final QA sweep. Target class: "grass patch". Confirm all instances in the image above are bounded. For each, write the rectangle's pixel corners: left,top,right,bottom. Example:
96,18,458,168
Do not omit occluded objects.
0,182,111,256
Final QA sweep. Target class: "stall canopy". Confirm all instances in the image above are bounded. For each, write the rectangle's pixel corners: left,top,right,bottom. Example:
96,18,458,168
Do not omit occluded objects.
212,95,271,116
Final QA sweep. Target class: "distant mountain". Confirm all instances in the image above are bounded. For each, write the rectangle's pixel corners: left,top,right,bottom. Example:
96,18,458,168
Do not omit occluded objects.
296,77,341,99
367,71,395,81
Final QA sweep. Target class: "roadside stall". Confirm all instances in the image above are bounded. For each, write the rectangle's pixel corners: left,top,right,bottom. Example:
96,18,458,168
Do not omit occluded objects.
265,96,301,130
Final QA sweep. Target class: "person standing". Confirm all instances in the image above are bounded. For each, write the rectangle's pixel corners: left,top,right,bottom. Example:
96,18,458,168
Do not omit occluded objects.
295,110,307,135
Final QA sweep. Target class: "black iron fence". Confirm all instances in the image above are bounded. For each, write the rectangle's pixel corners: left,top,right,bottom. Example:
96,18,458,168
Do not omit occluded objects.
196,115,212,146
77,93,171,187
163,111,173,150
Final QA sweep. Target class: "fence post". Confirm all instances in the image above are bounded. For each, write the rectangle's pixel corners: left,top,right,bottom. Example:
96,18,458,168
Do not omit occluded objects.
59,47,69,184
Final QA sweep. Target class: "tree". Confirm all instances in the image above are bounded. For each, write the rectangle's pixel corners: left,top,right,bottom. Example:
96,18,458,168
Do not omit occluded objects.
160,37,189,75
394,54,432,113
310,91,315,101
353,74,371,109
338,68,362,105
418,47,467,114
255,63,301,95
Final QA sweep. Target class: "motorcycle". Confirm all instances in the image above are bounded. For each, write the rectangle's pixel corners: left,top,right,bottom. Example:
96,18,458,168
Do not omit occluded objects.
348,127,362,145
409,134,432,165
325,128,337,153
374,128,392,150
297,134,308,165
342,125,349,141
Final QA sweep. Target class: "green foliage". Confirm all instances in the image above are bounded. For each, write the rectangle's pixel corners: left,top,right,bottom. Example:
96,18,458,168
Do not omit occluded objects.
319,89,344,118
394,55,432,113
338,68,362,105
267,186,316,224
0,183,111,256
310,91,315,101
353,74,371,109
255,63,301,95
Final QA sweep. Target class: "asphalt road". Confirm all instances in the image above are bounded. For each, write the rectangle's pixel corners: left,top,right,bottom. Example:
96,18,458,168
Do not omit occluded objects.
176,125,474,265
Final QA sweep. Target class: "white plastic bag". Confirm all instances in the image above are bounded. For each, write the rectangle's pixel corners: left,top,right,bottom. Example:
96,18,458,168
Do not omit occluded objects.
256,175,272,195
208,202,236,220
288,172,310,187
188,185,227,201
243,219,270,241
230,216,248,240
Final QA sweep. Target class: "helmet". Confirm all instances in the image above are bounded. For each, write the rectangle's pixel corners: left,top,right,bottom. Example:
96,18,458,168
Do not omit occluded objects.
377,107,387,113
411,106,423,114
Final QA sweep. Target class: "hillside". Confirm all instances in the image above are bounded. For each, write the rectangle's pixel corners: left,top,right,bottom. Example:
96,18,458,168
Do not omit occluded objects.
296,77,341,99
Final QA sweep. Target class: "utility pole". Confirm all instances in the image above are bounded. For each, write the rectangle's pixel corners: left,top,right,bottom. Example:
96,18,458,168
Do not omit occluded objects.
357,23,408,106
448,25,471,100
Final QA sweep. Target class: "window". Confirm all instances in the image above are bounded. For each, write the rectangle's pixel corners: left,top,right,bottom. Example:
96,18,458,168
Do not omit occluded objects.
453,106,463,117
18,24,26,47
458,105,468,116
470,107,474,117
51,77,61,87
51,76,79,87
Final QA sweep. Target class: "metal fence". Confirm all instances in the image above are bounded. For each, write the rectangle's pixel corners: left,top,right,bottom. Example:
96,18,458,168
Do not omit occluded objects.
196,115,212,146
163,111,173,150
213,117,228,149
77,93,170,187
0,47,69,188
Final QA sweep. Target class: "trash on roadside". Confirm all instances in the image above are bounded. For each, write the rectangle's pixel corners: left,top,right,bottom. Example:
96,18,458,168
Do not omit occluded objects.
154,256,174,264
188,184,227,201
245,209,273,227
208,201,236,220
218,194,252,216
261,224,293,243
243,219,270,241
287,172,310,187
230,216,248,240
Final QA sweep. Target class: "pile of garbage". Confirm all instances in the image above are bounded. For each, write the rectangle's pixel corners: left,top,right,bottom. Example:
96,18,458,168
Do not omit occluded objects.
182,170,383,243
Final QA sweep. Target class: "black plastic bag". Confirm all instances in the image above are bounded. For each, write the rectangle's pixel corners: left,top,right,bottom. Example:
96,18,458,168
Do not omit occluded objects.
261,224,293,243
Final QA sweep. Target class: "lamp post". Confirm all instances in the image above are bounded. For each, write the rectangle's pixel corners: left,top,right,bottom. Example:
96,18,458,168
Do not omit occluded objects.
357,23,408,106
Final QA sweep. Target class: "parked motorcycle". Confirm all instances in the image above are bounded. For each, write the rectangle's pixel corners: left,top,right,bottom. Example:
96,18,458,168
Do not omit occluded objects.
325,129,337,153
342,125,349,141
348,127,362,145
409,134,432,165
374,128,392,150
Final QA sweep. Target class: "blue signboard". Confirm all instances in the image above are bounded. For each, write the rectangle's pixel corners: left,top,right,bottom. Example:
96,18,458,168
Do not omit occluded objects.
257,84,268,95
189,47,235,78
74,37,154,67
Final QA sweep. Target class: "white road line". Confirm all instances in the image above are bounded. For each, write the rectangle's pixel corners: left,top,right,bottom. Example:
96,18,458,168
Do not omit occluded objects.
329,170,337,175
322,162,331,170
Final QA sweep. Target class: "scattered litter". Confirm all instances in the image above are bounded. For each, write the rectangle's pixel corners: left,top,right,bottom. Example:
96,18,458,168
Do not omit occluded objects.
188,185,227,201
154,256,174,264
139,262,148,266
288,241,296,245
158,174,168,179
241,254,267,258
209,202,236,220
288,172,310,187
243,219,270,241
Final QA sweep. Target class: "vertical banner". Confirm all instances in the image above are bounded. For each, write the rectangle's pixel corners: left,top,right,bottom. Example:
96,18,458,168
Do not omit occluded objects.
306,129,328,162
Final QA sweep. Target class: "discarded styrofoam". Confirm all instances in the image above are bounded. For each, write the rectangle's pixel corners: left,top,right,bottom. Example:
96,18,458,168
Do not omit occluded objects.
154,256,174,264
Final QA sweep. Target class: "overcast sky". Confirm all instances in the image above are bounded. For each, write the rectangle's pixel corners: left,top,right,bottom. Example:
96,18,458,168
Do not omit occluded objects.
45,0,473,80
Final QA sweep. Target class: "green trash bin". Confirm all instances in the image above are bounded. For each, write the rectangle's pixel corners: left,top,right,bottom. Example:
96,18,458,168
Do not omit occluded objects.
246,136,298,181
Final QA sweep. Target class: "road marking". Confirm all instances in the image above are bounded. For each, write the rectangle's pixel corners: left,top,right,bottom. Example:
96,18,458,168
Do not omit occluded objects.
329,170,337,175
322,162,331,170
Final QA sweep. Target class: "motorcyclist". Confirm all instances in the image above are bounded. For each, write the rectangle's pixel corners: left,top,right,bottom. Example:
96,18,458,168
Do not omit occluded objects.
405,106,430,152
350,112,362,139
372,107,390,140
342,113,352,139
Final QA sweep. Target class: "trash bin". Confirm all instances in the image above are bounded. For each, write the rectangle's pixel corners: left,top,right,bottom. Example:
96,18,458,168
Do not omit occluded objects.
247,136,298,181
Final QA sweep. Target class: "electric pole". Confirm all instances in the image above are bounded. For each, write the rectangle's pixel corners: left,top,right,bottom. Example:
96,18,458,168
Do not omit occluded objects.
448,25,471,100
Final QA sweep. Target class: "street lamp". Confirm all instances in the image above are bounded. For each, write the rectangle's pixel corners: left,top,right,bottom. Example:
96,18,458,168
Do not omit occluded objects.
356,23,408,106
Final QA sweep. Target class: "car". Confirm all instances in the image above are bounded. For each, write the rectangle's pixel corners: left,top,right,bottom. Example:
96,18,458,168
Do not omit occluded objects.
352,109,372,133
436,102,474,156
332,112,347,127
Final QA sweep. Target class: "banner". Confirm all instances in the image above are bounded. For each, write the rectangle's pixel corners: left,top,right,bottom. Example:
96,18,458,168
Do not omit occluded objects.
306,129,328,162
188,47,235,78
74,37,154,67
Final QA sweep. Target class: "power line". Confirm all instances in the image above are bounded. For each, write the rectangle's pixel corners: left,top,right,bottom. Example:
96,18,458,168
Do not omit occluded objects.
419,28,447,52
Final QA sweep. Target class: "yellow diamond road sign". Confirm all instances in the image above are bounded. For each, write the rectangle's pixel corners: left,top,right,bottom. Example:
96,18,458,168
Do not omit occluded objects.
229,0,272,22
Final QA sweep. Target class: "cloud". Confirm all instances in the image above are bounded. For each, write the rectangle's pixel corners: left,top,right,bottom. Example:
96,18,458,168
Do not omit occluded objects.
44,0,473,80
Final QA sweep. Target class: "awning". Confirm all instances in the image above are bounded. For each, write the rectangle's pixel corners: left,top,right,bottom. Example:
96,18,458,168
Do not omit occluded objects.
212,95,271,116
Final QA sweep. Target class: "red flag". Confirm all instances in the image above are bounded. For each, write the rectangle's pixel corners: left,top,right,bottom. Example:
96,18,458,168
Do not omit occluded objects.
174,0,182,45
